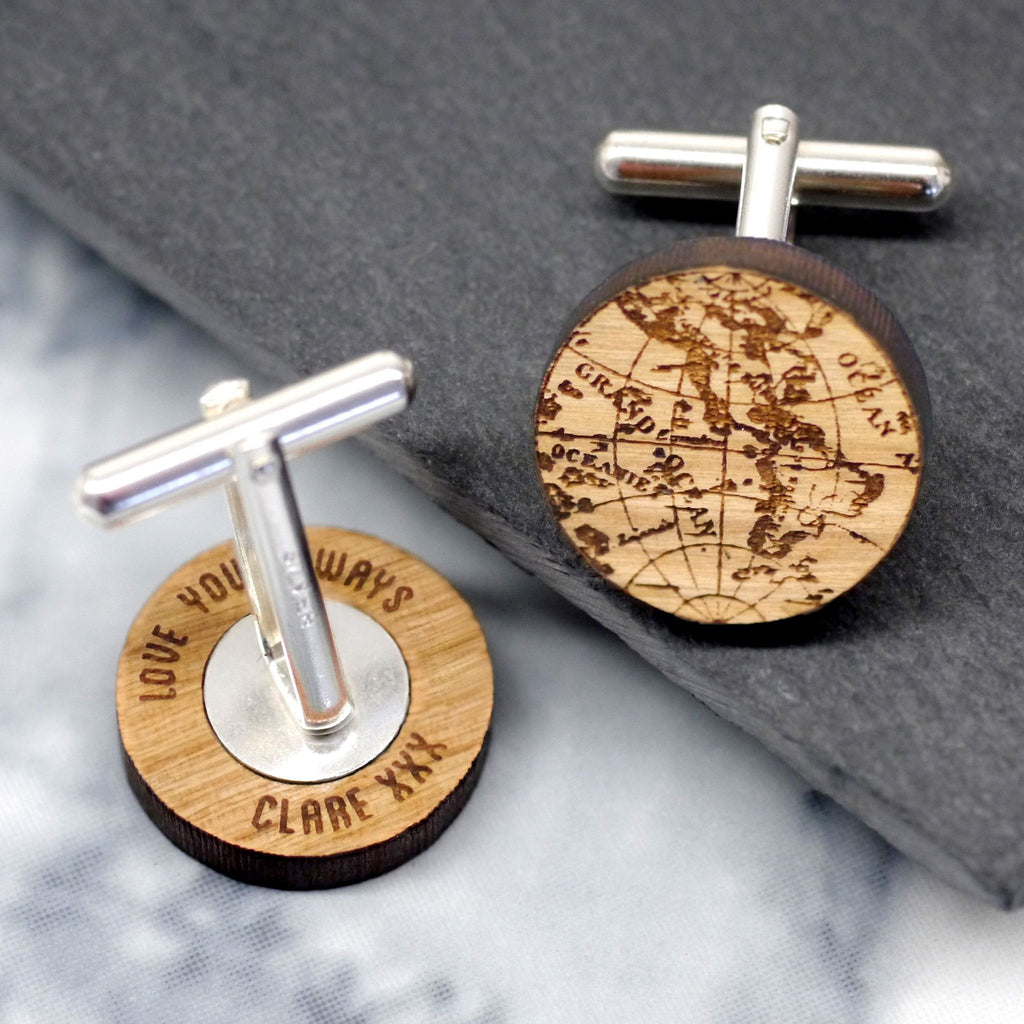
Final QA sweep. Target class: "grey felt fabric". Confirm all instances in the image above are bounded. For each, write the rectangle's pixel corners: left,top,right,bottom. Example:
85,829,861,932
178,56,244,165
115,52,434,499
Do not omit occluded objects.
1,0,1021,904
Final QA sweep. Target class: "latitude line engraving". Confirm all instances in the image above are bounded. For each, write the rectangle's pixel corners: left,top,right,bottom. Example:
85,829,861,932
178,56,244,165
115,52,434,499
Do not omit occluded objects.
614,332,684,599
536,266,923,624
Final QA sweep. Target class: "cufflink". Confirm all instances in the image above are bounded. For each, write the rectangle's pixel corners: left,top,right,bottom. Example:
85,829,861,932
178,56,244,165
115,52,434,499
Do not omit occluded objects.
535,105,950,625
77,353,492,887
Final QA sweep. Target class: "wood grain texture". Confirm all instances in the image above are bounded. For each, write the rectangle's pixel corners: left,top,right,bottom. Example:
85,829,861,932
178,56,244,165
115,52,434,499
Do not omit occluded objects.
536,239,927,625
116,526,493,889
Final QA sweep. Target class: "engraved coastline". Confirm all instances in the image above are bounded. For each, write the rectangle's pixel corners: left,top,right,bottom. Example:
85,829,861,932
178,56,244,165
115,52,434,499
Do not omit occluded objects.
536,268,922,624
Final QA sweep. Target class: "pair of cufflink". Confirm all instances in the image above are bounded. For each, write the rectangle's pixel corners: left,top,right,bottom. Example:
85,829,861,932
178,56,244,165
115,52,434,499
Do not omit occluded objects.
76,105,950,887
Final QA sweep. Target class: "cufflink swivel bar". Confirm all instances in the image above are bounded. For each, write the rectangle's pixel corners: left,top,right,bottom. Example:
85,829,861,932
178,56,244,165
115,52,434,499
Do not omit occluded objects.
596,117,951,212
76,351,413,736
535,103,944,625
78,351,492,884
736,104,800,242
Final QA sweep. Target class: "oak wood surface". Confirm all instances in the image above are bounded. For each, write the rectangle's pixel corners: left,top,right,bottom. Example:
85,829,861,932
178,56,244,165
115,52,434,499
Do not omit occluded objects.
117,526,493,888
536,242,925,624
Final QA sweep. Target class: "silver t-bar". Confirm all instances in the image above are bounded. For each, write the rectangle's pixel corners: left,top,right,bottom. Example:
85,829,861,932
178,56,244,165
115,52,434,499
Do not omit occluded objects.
76,351,414,736
198,380,353,734
736,105,799,242
76,351,413,527
596,129,952,212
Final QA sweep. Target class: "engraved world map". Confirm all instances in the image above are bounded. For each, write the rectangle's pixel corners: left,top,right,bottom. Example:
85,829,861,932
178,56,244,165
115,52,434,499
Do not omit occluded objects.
536,267,922,624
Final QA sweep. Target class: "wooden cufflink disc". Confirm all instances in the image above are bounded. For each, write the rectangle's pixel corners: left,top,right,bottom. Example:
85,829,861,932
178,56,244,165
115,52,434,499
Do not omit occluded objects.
535,236,930,625
117,526,493,889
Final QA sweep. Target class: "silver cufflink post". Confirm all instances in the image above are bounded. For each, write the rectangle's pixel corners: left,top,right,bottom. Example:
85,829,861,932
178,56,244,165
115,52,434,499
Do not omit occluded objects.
76,352,414,779
596,104,952,235
735,103,801,242
536,104,944,626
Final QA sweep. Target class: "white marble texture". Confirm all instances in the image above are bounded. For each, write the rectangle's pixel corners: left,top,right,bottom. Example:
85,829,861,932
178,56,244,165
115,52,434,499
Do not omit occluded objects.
1,188,1023,1022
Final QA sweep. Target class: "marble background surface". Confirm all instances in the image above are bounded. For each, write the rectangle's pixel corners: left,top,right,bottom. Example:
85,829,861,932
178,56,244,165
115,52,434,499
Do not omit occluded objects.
2,186,1023,1022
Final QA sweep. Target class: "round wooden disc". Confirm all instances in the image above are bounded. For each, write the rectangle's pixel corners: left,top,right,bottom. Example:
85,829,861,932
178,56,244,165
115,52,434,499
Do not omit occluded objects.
116,526,493,889
535,237,930,625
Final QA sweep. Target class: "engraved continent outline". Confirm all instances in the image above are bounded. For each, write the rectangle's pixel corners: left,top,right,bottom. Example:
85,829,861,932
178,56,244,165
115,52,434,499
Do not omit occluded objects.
536,268,922,624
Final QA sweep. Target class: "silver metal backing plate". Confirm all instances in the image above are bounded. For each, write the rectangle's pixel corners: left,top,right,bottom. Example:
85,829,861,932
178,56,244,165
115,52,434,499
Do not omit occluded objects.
204,600,410,784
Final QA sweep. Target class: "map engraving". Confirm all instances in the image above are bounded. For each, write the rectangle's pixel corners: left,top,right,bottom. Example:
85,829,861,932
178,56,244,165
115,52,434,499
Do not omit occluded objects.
536,267,922,624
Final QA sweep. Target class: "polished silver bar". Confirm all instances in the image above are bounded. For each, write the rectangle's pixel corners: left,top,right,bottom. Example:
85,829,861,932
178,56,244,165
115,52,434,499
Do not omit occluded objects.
76,353,414,736
198,379,271,634
229,435,352,732
199,380,351,734
76,351,414,527
736,105,799,242
596,131,952,211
